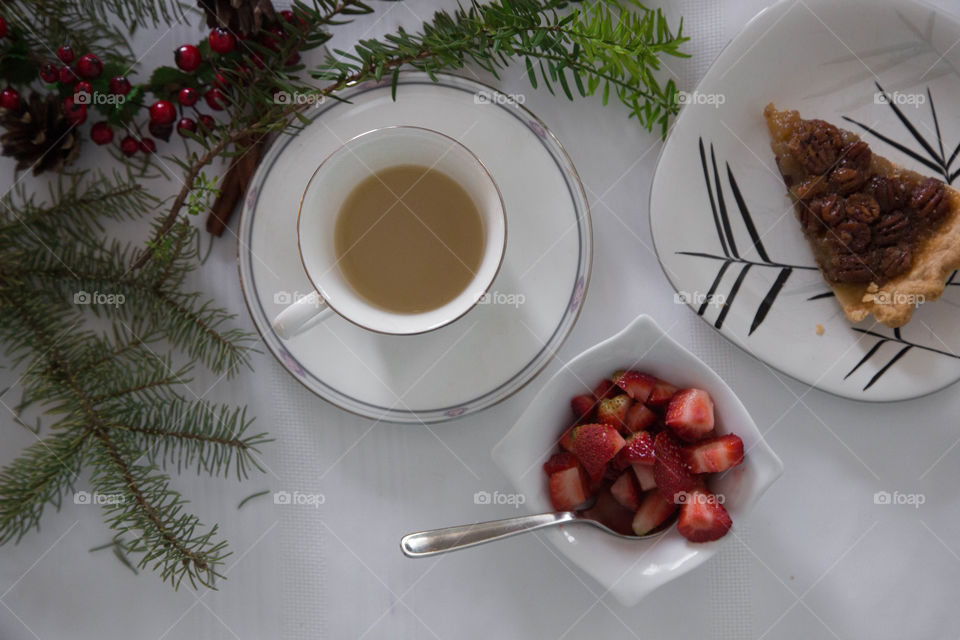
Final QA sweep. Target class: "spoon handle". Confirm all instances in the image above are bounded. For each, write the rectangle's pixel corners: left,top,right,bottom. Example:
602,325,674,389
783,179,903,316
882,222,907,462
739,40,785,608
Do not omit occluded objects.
401,511,578,557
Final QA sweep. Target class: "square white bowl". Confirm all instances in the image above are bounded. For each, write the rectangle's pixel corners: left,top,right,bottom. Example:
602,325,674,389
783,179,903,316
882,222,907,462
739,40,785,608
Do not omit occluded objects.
491,314,783,606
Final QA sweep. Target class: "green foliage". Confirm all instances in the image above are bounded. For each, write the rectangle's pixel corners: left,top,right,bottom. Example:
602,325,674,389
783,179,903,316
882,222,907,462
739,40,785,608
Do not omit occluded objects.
310,0,689,135
0,169,263,589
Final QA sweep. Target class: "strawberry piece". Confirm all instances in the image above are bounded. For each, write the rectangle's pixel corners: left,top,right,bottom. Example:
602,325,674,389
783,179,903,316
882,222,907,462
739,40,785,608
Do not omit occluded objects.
571,394,597,421
614,370,656,403
548,467,589,511
543,451,579,475
632,463,657,491
616,431,655,466
568,423,626,482
597,394,632,430
624,402,657,433
593,379,619,400
632,490,678,536
677,489,732,542
647,379,679,408
653,431,701,502
610,471,641,510
665,388,715,442
583,490,635,536
683,434,744,473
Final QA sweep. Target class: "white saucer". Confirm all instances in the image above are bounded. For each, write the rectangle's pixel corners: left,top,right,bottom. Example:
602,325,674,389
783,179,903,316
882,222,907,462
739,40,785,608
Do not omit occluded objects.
238,72,591,423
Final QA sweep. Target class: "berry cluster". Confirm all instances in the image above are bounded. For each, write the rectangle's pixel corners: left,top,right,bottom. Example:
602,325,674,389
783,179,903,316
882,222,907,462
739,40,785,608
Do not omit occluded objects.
0,13,305,160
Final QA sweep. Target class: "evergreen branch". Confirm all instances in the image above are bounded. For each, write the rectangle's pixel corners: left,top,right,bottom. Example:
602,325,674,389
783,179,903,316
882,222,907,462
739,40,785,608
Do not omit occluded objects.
0,430,87,543
104,399,270,479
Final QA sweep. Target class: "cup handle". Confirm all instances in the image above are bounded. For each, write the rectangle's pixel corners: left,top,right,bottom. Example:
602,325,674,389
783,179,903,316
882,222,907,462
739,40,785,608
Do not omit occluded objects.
272,291,333,339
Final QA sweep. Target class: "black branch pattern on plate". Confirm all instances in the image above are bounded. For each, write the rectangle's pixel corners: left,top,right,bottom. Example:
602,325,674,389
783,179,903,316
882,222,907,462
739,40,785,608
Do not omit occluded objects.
676,139,817,335
846,327,960,391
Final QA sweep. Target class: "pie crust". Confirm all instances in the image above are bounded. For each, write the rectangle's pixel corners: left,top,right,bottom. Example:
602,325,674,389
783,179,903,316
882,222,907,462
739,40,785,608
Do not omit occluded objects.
764,103,960,328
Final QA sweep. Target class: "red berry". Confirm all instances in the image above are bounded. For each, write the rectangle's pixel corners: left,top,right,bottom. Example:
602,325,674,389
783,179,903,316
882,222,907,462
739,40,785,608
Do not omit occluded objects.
198,114,215,131
178,87,198,107
139,138,156,154
148,100,176,125
280,9,294,22
57,46,74,64
40,64,58,83
108,75,131,96
120,136,139,156
174,44,201,71
0,17,7,39
76,53,103,79
59,65,77,85
177,117,196,136
208,27,236,54
74,81,92,97
0,88,19,110
214,72,227,89
90,122,113,145
64,104,87,126
204,87,225,111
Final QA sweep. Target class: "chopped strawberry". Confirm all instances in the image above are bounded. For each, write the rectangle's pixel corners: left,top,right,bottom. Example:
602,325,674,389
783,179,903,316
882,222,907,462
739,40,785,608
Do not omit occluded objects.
677,489,732,542
614,370,656,403
610,471,641,510
571,394,596,421
653,431,701,502
583,490,635,536
616,431,655,466
647,379,679,408
548,467,589,511
596,394,632,429
593,379,619,400
543,451,580,475
682,434,744,473
624,402,657,433
632,463,657,491
664,388,715,442
568,423,626,482
632,491,678,536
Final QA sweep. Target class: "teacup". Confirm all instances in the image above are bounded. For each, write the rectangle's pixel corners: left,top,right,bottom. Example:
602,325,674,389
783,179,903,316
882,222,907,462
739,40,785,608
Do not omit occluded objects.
272,126,507,339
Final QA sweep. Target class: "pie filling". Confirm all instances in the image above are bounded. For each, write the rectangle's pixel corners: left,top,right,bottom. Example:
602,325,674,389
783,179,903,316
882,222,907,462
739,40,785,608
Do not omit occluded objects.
768,114,950,287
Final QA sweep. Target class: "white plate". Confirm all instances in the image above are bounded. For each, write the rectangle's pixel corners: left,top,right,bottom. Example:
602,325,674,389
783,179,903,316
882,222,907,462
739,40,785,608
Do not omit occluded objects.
492,315,783,606
238,72,591,423
651,0,960,401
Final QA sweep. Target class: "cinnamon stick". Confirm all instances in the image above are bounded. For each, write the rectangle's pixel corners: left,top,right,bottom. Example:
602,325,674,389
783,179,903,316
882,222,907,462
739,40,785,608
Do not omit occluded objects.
206,135,266,236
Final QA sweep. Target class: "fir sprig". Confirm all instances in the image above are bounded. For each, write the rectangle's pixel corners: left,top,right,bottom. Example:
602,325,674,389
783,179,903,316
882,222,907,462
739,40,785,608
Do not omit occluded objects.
0,169,261,588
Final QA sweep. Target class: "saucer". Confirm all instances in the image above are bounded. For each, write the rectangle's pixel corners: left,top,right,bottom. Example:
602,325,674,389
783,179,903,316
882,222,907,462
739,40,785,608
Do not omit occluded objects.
237,72,591,423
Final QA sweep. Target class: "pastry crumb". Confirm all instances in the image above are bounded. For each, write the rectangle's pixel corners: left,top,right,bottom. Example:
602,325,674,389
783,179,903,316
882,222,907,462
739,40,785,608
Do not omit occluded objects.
861,293,875,302
816,324,825,336
867,282,879,293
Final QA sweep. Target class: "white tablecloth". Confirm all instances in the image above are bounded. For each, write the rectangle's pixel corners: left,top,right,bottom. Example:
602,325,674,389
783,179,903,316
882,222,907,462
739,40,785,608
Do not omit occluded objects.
3,1,959,638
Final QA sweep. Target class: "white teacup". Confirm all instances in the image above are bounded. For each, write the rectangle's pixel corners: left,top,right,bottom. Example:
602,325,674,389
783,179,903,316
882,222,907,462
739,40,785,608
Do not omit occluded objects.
272,126,507,339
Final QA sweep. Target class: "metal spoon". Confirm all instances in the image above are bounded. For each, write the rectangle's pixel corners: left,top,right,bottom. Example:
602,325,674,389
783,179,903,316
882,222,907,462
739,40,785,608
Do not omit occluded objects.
400,504,664,557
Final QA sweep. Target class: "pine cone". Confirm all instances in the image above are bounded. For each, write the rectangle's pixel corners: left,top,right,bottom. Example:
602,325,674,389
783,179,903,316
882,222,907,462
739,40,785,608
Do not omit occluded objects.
0,93,79,175
198,0,277,37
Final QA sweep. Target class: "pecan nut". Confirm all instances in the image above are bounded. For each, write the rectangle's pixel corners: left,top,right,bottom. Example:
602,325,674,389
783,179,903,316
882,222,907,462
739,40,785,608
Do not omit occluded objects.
873,211,911,246
832,220,872,253
866,175,908,213
788,119,844,175
909,177,950,222
879,245,913,280
831,252,876,284
845,193,880,224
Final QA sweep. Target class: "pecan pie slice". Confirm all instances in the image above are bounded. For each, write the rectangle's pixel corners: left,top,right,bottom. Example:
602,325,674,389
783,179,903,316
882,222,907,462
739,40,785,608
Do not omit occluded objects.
764,104,960,327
